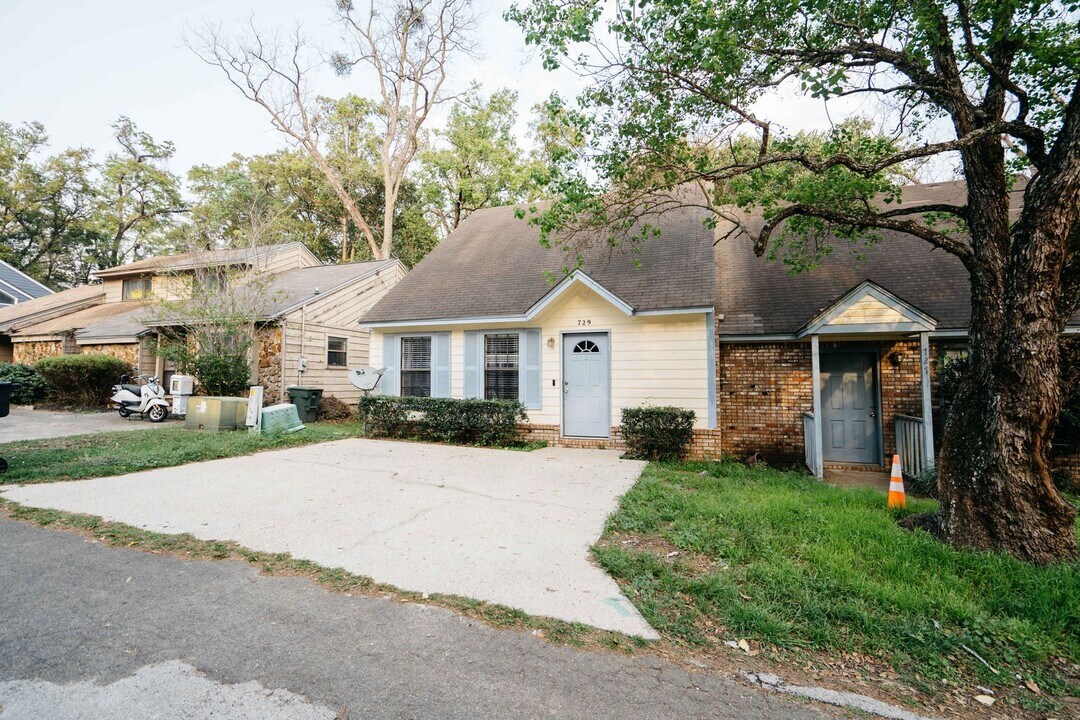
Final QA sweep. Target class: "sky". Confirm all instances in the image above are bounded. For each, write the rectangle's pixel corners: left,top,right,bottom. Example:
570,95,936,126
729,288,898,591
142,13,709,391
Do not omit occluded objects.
0,0,888,182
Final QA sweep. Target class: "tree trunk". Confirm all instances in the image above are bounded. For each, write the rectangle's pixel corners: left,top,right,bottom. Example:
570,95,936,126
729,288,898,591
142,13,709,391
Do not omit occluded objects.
937,140,1078,565
938,306,1077,564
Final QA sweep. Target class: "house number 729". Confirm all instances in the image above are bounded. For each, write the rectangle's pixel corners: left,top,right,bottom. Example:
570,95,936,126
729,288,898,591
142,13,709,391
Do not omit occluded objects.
577,319,592,326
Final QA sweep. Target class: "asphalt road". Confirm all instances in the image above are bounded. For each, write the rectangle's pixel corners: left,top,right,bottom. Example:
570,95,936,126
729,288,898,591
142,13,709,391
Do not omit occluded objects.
0,517,833,720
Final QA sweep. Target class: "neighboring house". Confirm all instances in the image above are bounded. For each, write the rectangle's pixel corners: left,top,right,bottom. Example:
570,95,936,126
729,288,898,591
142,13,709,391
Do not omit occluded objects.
0,259,54,308
0,259,55,359
0,242,405,403
360,182,1080,480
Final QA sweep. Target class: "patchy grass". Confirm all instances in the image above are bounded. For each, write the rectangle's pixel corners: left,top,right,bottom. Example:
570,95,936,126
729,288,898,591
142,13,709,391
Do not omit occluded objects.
594,461,1079,708
1,499,640,654
0,422,371,485
0,423,548,486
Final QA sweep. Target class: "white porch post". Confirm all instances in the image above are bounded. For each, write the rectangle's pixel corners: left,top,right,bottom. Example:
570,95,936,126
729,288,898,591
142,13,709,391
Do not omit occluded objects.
919,331,936,468
810,334,824,478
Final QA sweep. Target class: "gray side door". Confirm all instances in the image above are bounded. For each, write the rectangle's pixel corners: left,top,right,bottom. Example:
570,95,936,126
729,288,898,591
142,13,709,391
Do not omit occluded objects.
562,333,610,438
820,352,879,464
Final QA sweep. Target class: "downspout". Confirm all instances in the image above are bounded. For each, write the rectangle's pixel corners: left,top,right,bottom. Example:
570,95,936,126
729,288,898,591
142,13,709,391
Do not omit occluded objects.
299,303,306,387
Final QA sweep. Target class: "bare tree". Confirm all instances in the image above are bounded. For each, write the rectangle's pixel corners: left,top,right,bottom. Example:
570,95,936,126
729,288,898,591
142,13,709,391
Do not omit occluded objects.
187,0,476,261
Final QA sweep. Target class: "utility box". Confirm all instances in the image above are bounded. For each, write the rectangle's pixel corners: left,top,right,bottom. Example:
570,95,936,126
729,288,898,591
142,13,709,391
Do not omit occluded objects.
169,375,195,395
185,396,250,432
260,403,305,435
286,386,324,423
169,374,196,416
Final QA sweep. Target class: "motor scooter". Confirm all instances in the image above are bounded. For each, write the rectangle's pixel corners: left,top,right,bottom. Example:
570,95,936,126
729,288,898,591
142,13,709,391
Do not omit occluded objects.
111,371,170,422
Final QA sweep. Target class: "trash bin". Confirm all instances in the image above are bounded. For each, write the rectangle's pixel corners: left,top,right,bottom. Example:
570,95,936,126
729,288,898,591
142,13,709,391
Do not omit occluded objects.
0,381,20,419
286,386,323,423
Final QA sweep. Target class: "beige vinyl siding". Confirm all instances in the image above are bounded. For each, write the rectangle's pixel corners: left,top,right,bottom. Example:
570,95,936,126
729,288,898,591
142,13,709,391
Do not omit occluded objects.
829,296,907,325
102,279,124,303
278,263,405,403
369,282,712,429
264,243,322,274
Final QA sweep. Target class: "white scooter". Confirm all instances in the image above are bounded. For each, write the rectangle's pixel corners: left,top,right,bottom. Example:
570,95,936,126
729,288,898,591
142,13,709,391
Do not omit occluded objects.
111,372,170,422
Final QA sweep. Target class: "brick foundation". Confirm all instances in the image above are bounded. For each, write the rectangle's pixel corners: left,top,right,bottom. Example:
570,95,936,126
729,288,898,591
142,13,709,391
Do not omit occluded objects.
518,423,724,460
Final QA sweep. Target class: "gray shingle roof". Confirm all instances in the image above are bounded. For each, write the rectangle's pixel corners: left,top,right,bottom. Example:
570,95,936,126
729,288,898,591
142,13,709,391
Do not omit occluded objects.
714,180,1071,335
362,203,716,323
91,242,305,279
0,260,53,302
259,260,399,317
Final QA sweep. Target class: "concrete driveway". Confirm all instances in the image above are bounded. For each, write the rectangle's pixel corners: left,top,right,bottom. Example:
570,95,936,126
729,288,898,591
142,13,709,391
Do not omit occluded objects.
0,405,171,443
2,439,656,637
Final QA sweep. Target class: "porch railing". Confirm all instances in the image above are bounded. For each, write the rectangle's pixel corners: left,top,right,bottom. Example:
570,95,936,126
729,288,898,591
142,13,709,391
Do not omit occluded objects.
894,415,925,477
802,412,818,475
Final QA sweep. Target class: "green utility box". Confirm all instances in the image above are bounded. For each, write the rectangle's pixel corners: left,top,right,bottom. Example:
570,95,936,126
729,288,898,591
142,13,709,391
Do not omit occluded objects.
286,386,324,423
185,396,250,432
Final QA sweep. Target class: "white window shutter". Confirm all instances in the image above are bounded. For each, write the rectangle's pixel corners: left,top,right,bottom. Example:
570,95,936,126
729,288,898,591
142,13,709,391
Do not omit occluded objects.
522,328,541,410
463,331,480,398
381,334,399,396
433,332,451,397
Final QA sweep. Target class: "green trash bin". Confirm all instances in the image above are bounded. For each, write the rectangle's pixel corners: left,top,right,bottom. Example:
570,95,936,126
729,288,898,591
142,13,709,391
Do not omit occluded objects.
286,386,324,423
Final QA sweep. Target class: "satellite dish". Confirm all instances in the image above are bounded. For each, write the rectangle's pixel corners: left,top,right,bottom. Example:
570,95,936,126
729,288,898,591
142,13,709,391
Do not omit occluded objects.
349,366,386,393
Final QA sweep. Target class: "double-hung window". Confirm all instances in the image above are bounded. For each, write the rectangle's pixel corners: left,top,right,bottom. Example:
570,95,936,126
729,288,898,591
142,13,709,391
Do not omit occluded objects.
484,333,519,400
400,336,432,397
327,336,348,367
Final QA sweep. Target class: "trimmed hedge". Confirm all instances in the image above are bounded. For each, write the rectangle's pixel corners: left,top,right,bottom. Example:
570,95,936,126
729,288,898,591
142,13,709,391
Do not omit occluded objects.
0,363,53,405
621,406,695,461
357,395,527,446
34,354,131,408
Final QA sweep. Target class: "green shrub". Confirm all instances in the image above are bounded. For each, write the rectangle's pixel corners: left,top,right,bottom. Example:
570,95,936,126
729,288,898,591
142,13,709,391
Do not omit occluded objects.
193,351,250,396
0,363,53,405
34,354,130,408
357,395,527,446
621,406,695,461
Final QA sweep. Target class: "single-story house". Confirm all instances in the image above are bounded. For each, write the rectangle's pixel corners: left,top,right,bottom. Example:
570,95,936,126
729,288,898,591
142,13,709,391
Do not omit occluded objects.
0,242,405,404
360,182,1080,480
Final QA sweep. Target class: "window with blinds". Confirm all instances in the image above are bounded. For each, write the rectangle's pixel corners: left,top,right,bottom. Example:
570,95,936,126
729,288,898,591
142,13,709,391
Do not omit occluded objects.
484,333,519,400
401,336,432,397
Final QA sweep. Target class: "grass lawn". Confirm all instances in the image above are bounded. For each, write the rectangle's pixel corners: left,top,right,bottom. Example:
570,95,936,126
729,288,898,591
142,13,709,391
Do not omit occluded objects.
0,422,370,485
595,461,1079,707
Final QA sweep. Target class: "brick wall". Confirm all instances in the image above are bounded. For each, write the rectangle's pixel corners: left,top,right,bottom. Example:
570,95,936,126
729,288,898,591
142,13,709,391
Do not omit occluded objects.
716,343,813,464
716,339,942,467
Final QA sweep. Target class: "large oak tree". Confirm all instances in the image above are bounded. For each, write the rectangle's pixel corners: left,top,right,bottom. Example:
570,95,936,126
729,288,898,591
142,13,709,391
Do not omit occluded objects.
508,0,1080,562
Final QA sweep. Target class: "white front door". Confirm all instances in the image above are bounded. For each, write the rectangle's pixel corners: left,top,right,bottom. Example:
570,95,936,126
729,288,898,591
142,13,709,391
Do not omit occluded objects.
562,333,610,438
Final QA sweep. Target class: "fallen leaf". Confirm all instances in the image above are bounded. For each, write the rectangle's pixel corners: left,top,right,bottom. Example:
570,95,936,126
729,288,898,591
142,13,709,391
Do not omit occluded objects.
973,694,995,707
737,639,750,653
1024,679,1040,694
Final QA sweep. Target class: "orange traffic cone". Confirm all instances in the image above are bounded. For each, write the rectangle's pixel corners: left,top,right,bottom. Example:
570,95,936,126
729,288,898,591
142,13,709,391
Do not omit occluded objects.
888,454,907,508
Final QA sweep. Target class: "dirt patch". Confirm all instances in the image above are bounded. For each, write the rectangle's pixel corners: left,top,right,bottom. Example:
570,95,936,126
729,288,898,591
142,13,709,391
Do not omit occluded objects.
598,532,724,574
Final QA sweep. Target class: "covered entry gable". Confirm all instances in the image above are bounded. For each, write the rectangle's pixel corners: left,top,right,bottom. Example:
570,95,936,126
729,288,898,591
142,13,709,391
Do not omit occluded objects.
797,281,938,338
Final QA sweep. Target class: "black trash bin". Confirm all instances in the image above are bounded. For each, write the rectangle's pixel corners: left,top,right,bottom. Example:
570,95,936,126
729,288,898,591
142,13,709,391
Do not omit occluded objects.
0,380,20,419
0,381,20,474
286,386,324,423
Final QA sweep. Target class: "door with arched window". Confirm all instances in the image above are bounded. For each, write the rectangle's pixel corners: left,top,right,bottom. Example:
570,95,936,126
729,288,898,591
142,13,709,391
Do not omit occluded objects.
562,333,610,438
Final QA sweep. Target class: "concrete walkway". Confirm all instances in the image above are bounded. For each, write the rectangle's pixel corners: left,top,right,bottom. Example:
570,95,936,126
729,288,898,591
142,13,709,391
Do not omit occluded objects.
2,438,656,637
0,405,171,443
